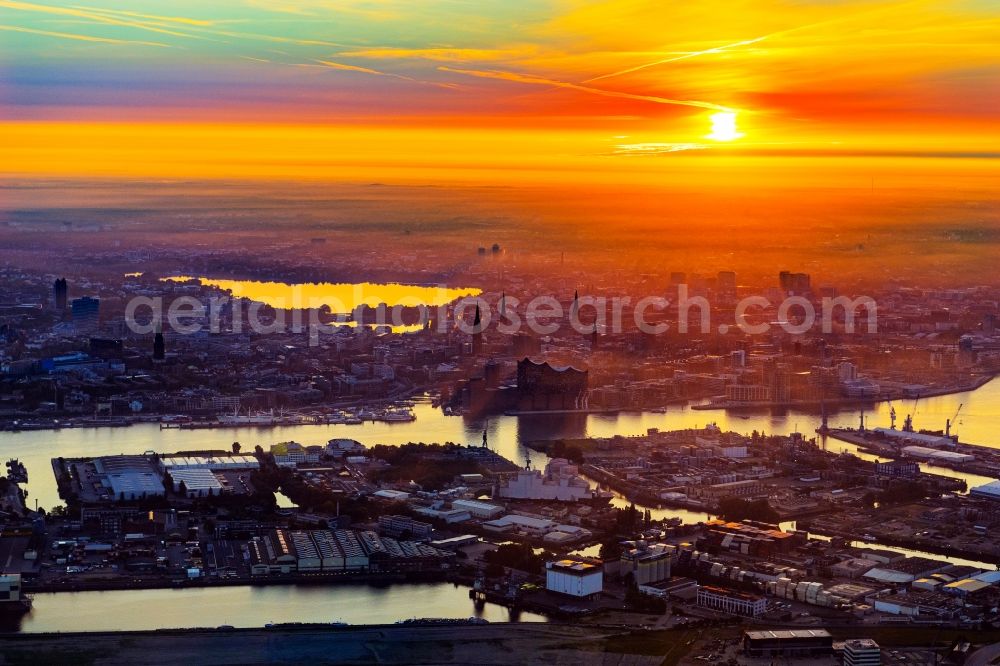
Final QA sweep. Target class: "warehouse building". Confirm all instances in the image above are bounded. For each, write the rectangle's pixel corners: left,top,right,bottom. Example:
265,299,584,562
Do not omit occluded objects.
168,468,223,498
742,630,833,658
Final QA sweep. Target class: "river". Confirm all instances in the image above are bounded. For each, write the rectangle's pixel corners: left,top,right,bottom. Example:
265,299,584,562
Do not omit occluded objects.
3,379,1000,632
4,379,999,512
5,582,544,633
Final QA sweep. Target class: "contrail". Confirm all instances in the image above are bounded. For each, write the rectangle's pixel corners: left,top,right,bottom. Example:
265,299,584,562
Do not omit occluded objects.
315,60,459,90
583,6,901,85
439,66,733,112
585,36,768,83
0,23,169,46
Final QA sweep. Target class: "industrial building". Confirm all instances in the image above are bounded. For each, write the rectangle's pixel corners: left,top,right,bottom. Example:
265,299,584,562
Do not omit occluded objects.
545,559,603,598
742,630,833,658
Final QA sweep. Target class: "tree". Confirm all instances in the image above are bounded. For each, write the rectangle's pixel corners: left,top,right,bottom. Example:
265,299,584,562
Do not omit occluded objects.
717,497,779,523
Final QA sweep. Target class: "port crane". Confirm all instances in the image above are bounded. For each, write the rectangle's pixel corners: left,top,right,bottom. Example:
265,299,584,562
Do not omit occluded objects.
902,396,919,432
946,403,963,438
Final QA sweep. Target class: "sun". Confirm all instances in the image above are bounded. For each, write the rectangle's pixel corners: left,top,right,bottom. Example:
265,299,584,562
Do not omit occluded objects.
707,112,743,142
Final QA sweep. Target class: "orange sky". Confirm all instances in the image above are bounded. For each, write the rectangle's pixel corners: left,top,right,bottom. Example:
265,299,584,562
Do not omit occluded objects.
0,0,998,181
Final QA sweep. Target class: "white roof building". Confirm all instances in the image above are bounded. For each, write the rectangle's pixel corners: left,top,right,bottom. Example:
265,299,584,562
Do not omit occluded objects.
170,468,223,497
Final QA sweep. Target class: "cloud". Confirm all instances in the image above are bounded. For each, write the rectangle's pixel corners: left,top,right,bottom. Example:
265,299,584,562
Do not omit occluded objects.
438,66,733,111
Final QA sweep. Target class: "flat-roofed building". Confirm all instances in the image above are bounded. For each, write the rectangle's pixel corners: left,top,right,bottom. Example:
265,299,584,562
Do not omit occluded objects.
743,630,833,658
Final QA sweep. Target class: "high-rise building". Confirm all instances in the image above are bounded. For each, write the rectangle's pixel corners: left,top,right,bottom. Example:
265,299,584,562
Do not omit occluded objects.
153,329,165,361
70,296,100,333
471,304,483,355
779,271,811,294
52,278,68,311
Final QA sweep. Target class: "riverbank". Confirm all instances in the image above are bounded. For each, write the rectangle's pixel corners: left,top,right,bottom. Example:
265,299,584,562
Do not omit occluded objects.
691,373,998,412
0,623,678,665
22,570,455,594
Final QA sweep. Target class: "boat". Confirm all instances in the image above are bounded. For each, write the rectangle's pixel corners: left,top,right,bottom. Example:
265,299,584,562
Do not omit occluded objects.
216,407,277,426
0,575,31,617
380,409,416,423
